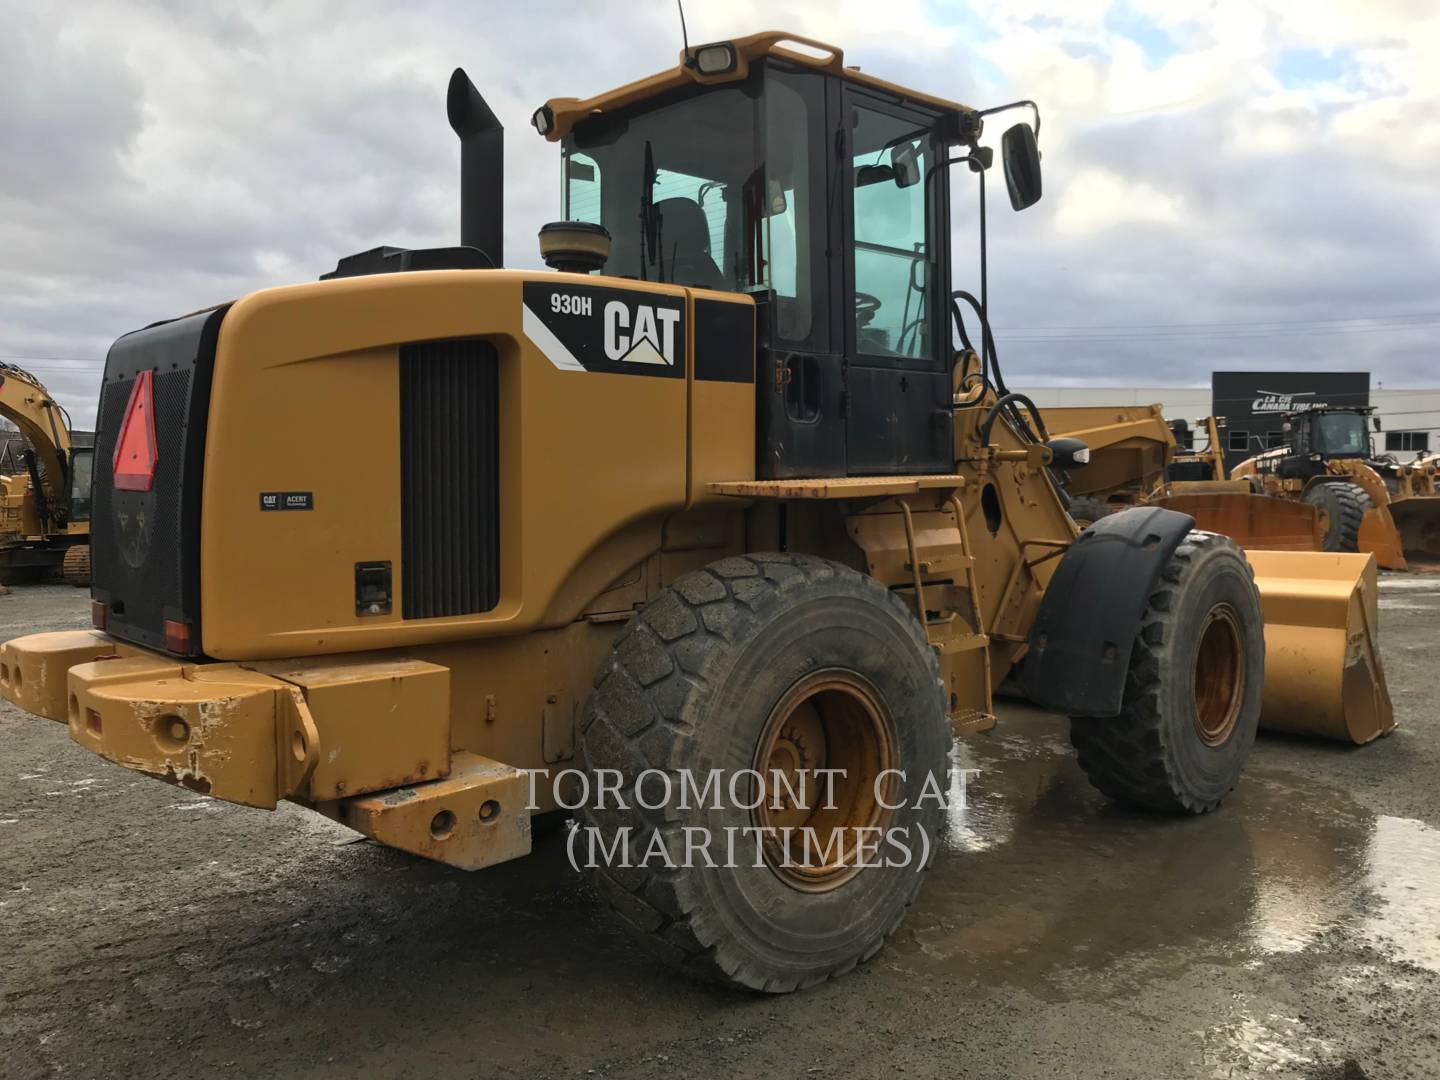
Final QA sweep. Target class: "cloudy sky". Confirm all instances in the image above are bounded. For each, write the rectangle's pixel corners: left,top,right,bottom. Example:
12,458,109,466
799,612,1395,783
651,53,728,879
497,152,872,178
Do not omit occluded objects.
3,0,1438,428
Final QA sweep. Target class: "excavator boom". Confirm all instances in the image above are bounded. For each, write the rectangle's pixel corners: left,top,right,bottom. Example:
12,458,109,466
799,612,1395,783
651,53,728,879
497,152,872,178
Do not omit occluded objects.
0,362,90,583
0,362,74,525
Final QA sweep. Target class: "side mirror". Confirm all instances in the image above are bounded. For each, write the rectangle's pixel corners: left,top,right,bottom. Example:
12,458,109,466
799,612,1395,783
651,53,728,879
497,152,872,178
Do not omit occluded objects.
1373,417,1382,432
1001,123,1042,211
891,141,921,188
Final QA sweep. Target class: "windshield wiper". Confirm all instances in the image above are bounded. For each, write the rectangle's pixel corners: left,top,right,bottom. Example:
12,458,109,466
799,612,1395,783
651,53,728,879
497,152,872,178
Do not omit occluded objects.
638,139,657,281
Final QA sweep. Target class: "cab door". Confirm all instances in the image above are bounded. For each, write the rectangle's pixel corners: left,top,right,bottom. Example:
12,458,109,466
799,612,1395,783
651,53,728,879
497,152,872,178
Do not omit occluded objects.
841,89,953,475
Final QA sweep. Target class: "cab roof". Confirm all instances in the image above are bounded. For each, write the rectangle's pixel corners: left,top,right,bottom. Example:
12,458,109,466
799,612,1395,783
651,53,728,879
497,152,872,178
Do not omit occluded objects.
533,30,976,143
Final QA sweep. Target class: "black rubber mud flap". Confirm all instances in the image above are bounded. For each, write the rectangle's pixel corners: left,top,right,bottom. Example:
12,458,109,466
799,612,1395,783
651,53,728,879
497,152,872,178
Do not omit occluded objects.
1020,506,1197,718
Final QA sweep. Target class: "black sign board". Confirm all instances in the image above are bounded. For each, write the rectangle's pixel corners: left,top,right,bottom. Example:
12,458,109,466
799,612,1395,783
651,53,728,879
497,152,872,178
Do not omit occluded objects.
1211,371,1370,473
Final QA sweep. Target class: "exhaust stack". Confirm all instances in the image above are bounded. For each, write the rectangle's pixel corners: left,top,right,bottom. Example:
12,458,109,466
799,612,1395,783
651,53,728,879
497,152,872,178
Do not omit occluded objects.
447,68,504,267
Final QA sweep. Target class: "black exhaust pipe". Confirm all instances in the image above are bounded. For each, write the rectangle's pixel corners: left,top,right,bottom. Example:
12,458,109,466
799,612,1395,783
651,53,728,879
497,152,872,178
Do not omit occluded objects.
447,68,504,268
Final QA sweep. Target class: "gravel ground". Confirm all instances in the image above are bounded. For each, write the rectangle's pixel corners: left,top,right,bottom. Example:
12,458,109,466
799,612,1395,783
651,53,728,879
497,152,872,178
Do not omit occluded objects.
2,577,1438,1079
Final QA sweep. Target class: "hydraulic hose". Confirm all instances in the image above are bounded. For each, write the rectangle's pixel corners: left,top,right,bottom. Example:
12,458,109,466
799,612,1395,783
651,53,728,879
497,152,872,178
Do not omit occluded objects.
978,392,1049,448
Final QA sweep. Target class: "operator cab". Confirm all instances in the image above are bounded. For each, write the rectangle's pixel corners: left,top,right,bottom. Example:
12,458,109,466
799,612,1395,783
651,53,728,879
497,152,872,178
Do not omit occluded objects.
532,32,1041,479
1267,408,1377,480
1304,410,1371,459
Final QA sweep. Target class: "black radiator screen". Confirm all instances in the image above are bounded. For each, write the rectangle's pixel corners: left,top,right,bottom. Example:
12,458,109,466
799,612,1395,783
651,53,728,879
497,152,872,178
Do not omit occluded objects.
399,340,500,619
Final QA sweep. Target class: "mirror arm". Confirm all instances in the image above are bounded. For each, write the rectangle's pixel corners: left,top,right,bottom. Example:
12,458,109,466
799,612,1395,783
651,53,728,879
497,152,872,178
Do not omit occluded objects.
975,99,1042,141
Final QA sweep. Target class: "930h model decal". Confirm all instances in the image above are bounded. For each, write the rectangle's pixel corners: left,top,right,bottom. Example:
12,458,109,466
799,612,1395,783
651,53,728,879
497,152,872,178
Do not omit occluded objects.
522,282,685,378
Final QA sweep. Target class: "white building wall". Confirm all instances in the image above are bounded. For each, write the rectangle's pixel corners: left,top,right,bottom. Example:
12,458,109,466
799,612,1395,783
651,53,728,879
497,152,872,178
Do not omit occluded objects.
1017,385,1440,462
1371,388,1440,461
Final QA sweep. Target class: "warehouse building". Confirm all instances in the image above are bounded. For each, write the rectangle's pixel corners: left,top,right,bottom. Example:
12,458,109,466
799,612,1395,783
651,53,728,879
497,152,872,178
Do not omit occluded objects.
1022,372,1440,472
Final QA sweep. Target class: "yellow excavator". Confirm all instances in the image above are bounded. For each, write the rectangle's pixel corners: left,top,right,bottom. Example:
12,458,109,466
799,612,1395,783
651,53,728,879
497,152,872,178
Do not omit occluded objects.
0,363,91,585
0,31,1394,992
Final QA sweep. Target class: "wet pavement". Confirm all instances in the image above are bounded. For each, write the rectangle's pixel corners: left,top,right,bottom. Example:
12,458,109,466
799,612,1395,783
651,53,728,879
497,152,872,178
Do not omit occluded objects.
2,579,1439,1079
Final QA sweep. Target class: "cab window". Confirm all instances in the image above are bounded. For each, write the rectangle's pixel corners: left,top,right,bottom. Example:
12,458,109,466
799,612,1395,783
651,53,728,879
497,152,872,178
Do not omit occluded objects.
565,85,760,293
564,153,601,224
762,69,823,347
1312,413,1368,456
68,447,93,523
851,105,934,359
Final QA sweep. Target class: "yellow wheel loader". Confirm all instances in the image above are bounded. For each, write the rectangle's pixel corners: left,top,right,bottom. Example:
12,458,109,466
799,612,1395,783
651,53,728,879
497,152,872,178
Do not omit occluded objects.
1342,446,1440,567
0,31,1394,992
0,363,92,585
1232,406,1435,571
1046,407,1325,550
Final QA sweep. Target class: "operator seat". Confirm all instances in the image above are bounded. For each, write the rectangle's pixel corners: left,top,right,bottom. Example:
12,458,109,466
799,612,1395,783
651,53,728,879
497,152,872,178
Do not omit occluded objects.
656,198,726,291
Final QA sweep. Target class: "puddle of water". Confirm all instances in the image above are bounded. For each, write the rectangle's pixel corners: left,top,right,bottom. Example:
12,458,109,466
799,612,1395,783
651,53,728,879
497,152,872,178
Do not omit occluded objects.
943,741,1016,854
1198,1011,1331,1078
1247,806,1440,972
1362,815,1440,971
1242,775,1370,958
895,724,1276,987
887,705,1440,997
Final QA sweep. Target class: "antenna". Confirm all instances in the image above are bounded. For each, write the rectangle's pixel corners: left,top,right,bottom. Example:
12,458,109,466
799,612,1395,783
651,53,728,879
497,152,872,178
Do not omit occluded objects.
677,0,691,62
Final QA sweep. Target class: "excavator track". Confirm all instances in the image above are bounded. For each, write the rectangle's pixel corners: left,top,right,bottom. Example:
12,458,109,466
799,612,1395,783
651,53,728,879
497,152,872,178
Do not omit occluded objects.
62,543,90,587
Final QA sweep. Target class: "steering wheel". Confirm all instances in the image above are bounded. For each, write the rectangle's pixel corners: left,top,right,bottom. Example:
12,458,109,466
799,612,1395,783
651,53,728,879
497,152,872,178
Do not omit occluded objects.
855,291,882,328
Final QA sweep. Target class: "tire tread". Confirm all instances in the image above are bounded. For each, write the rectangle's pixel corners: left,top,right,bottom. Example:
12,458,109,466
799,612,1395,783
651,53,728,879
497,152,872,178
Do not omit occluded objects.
578,553,939,992
1304,481,1370,552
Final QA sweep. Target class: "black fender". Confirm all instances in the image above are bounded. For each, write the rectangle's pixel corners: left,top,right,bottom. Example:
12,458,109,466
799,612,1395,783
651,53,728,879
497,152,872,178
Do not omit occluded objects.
1020,506,1196,718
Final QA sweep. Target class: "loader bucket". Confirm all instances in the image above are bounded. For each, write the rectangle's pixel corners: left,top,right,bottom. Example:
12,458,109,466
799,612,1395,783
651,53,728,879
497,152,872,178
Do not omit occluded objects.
1155,491,1322,552
1245,550,1395,744
1356,504,1409,572
1388,495,1440,565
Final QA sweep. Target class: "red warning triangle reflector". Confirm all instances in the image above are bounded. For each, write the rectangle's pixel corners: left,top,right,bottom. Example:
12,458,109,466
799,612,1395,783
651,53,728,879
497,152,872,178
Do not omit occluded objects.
112,370,158,493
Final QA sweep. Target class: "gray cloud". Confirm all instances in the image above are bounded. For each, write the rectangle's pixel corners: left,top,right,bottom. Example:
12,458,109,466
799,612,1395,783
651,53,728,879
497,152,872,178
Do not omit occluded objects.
1,0,1437,431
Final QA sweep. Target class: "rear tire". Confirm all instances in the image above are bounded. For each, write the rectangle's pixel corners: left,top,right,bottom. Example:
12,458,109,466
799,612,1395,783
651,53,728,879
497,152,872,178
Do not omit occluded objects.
1303,481,1369,552
577,553,949,992
1069,531,1263,814
1067,495,1114,529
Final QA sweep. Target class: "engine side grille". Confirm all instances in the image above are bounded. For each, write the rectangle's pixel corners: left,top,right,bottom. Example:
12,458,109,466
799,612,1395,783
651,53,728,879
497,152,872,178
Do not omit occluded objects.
399,339,500,619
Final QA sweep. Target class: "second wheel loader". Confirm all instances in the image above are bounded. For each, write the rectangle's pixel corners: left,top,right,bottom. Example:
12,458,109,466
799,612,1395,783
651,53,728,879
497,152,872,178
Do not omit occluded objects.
1047,406,1325,551
1233,406,1439,570
0,31,1393,992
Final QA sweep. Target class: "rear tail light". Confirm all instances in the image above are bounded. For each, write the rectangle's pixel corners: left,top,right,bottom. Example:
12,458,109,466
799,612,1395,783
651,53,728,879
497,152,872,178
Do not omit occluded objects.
164,619,192,655
112,369,159,492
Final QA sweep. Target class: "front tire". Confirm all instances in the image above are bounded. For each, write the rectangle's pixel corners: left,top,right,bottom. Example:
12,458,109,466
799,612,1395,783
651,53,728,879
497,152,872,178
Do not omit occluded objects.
577,553,949,992
1069,531,1263,813
1303,481,1369,552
